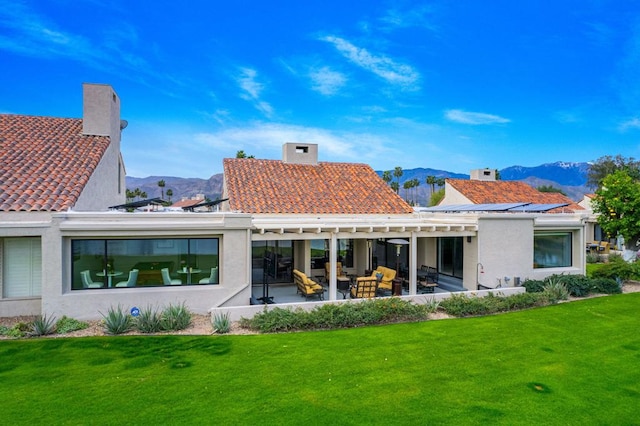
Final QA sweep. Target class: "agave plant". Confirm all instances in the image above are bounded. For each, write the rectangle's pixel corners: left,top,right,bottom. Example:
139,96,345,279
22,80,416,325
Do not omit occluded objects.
101,305,134,335
160,302,192,331
212,311,231,334
30,314,57,336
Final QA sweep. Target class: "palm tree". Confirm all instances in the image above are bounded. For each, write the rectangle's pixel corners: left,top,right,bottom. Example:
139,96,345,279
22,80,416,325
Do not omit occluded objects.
403,180,413,203
412,178,420,205
157,180,166,199
393,167,403,195
390,181,399,193
426,175,436,194
125,188,135,202
236,150,255,159
435,177,445,188
382,170,392,185
166,189,173,202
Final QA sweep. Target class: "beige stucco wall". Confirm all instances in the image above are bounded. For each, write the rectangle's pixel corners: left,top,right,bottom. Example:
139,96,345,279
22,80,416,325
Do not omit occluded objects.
476,216,534,288
38,212,253,320
74,148,126,211
476,215,585,286
439,182,472,205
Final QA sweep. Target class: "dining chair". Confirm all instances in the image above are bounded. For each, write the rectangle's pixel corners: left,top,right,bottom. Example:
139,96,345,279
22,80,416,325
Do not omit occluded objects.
115,269,139,287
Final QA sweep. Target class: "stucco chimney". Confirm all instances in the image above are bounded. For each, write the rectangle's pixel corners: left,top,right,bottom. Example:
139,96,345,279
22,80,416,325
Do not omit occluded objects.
470,169,496,181
82,83,121,138
282,143,318,165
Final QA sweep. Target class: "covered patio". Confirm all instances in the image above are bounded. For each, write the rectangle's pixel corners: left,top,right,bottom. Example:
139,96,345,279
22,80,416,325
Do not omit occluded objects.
248,214,476,304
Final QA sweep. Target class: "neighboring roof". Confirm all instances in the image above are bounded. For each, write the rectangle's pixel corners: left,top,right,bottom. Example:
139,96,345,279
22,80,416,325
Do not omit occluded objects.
0,114,110,212
223,158,413,214
445,179,583,213
170,198,205,209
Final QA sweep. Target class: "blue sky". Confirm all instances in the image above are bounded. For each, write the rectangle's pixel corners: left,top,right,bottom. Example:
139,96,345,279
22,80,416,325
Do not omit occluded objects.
2,1,640,178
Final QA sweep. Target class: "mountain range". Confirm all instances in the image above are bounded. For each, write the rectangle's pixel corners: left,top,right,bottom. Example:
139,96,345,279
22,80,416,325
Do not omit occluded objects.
125,161,592,206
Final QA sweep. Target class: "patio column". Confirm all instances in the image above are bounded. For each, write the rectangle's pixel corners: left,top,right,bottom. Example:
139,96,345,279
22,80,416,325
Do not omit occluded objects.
409,233,417,295
329,233,338,300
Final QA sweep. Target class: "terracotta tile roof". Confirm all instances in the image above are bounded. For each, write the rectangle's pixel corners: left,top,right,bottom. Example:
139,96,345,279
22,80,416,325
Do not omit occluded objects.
223,158,413,214
171,198,205,208
0,114,111,211
446,179,584,212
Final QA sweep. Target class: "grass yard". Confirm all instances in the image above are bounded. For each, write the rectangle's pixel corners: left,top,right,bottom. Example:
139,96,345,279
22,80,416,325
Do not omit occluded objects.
1,294,639,425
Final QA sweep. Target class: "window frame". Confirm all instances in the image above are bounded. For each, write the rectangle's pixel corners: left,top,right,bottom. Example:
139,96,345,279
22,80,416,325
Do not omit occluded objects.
533,231,573,269
71,237,219,290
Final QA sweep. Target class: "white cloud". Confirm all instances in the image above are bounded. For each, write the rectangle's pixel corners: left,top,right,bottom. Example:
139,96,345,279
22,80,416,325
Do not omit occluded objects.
236,68,274,117
444,109,511,125
319,35,420,90
0,2,180,94
379,5,438,32
619,117,640,132
308,66,347,96
193,122,390,163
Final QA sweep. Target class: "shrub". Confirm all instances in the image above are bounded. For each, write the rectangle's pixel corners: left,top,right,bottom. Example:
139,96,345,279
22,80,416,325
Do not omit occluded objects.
440,292,548,317
586,252,600,264
591,256,639,281
161,303,192,331
55,316,89,334
591,277,623,294
30,315,57,336
136,305,163,333
440,293,494,317
0,322,31,338
553,274,591,297
542,280,570,304
241,307,305,333
212,311,231,334
522,279,546,293
240,299,431,333
101,305,134,335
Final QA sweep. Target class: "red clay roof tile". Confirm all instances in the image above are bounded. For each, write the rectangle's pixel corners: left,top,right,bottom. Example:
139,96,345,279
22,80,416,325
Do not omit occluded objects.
0,114,111,212
224,158,413,214
446,179,584,212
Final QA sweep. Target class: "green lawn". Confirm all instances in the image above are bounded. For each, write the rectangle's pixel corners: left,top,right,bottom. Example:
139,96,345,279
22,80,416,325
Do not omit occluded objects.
2,294,639,425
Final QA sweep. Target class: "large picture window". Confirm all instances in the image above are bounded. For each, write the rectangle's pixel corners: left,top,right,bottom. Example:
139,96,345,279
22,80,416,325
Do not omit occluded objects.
534,232,572,269
72,238,219,289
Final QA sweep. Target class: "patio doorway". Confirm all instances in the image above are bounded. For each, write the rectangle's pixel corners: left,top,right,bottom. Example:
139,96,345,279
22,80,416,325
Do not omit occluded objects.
251,240,294,303
438,237,463,279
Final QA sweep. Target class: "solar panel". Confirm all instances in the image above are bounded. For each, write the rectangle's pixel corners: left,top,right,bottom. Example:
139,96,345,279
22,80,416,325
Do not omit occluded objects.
109,198,165,210
418,203,528,212
509,203,568,212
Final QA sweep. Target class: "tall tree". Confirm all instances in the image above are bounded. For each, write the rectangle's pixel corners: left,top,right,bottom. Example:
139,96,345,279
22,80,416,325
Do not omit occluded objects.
166,189,173,202
382,170,392,185
157,179,166,199
435,177,446,188
537,185,566,195
411,178,420,204
429,188,445,206
587,155,640,189
426,175,436,193
403,180,413,204
236,150,255,159
592,169,640,246
125,188,135,202
393,166,403,193
390,181,399,194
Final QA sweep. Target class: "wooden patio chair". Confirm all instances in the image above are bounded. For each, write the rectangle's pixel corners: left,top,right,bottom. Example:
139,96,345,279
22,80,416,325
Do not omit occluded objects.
350,277,378,299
